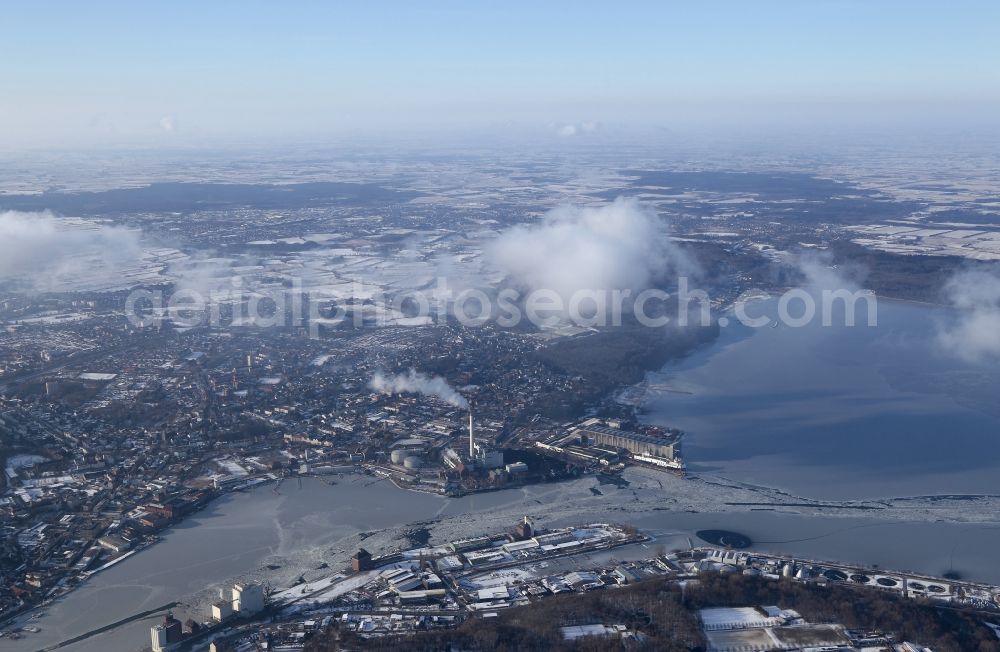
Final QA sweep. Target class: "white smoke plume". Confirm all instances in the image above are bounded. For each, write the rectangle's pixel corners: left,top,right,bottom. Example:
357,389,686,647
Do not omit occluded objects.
369,369,468,408
938,268,1000,362
487,197,694,308
0,210,142,290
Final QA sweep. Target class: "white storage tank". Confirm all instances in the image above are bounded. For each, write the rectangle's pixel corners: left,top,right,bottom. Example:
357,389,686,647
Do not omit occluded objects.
403,455,422,470
390,449,407,465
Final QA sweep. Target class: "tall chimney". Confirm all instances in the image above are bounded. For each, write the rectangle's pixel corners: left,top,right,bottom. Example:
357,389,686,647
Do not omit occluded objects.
468,409,474,458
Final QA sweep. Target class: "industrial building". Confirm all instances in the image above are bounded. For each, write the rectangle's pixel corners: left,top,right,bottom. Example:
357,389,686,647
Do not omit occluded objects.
513,516,534,541
150,613,183,652
207,582,266,624
472,441,503,469
574,423,681,467
442,443,503,472
447,535,492,553
97,535,132,554
441,410,504,471
352,548,374,572
211,600,233,622
233,583,265,615
505,461,528,476
390,447,425,470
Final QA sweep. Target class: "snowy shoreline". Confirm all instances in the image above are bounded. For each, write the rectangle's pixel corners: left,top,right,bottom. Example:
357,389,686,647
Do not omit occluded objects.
187,466,1000,618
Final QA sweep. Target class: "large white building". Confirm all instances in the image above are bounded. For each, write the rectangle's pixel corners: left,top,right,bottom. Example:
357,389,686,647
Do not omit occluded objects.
150,624,168,652
576,424,681,466
233,583,265,615
211,600,233,622
473,441,503,469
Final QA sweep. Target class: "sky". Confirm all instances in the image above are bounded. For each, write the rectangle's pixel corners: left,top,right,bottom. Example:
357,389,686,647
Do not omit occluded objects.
2,1,999,149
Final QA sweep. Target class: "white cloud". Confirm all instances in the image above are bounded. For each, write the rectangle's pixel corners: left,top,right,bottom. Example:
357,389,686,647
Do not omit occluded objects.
792,250,862,292
938,269,1000,362
159,115,176,132
487,197,693,309
167,254,239,297
0,211,142,290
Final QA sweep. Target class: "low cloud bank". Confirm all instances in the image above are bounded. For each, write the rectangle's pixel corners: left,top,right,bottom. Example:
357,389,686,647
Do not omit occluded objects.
938,269,1000,362
792,251,863,293
0,210,141,289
